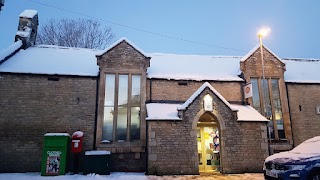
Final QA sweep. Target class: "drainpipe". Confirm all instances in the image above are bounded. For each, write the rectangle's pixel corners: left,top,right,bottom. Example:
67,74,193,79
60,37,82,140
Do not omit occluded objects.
93,71,100,150
149,78,152,102
285,83,294,147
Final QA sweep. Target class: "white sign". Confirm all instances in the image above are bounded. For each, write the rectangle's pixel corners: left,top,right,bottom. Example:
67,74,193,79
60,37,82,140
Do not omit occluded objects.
244,83,253,99
316,105,320,115
203,94,213,112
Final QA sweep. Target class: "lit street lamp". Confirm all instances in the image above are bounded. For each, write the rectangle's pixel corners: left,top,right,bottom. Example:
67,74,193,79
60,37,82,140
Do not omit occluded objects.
257,27,271,117
258,27,272,154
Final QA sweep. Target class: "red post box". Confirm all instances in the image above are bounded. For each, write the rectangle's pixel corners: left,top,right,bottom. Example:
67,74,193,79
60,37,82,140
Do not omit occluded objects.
71,131,83,153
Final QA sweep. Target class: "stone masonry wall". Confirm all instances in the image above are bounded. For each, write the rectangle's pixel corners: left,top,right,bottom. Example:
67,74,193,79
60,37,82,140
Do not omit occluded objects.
147,79,243,102
147,87,269,174
147,120,198,175
287,83,320,146
0,74,97,172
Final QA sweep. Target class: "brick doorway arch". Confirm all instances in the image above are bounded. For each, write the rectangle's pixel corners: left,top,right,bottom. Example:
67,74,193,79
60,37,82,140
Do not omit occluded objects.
192,109,225,173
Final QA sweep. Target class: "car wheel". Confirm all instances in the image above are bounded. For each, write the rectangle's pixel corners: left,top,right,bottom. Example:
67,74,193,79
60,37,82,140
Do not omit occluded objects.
310,173,320,180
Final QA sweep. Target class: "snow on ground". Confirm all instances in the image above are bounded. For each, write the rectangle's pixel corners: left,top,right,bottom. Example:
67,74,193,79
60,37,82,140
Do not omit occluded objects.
0,172,264,180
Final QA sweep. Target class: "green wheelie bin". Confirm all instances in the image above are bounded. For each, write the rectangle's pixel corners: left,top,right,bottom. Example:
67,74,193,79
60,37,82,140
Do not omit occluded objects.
41,133,70,176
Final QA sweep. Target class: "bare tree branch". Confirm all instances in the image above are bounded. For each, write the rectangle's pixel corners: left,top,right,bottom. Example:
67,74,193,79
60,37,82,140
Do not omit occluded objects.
37,18,115,49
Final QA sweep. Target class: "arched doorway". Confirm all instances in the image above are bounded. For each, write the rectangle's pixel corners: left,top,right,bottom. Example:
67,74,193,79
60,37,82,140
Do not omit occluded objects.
197,112,220,173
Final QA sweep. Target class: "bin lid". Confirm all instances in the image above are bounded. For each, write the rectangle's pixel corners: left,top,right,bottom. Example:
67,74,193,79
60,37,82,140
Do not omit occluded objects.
44,133,70,137
85,150,111,155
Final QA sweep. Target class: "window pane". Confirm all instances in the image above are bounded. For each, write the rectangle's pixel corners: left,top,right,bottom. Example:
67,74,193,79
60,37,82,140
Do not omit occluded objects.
102,74,115,141
131,107,140,140
117,75,128,140
262,79,274,139
132,75,141,106
272,79,285,139
104,74,115,106
131,75,141,140
102,107,114,140
251,78,261,113
262,79,272,118
117,107,128,140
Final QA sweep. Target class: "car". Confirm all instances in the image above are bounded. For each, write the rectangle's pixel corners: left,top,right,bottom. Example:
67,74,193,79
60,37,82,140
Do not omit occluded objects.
263,136,320,180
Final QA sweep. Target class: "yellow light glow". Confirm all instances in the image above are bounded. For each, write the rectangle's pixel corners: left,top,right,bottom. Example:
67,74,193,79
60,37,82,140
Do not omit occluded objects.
257,27,271,38
204,94,212,102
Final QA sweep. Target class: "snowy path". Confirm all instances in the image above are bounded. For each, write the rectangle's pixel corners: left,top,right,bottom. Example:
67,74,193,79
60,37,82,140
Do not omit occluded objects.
0,172,264,180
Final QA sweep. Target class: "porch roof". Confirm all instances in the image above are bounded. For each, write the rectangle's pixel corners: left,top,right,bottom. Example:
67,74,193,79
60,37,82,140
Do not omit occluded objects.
230,104,269,122
146,103,181,120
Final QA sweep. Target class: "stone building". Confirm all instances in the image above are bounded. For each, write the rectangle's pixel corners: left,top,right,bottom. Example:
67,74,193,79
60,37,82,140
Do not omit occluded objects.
0,10,319,174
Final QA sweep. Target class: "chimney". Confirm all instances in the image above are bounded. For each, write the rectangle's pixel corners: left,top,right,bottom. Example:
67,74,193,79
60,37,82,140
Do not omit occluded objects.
0,0,4,11
15,9,39,49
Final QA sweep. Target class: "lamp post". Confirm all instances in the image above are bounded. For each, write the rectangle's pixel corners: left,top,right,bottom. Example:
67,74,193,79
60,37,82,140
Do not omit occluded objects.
258,27,272,154
257,27,270,117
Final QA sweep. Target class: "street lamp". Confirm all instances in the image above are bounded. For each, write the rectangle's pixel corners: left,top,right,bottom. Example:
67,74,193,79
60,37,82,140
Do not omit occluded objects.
258,27,272,154
257,27,270,117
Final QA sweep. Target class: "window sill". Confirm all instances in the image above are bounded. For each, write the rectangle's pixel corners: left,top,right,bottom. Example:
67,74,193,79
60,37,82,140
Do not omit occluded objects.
269,139,290,143
96,140,146,153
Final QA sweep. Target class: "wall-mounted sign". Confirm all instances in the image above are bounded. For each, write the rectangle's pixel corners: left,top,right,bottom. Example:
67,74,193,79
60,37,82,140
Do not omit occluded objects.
203,94,213,112
244,83,253,99
316,105,320,115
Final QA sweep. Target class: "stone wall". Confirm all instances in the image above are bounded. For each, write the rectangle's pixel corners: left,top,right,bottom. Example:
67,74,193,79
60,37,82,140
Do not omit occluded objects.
110,153,146,172
147,86,269,174
287,83,320,146
147,79,243,102
0,74,97,172
147,120,198,175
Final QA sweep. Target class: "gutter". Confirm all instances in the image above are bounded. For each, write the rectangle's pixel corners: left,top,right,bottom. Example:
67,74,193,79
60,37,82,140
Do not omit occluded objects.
0,40,23,65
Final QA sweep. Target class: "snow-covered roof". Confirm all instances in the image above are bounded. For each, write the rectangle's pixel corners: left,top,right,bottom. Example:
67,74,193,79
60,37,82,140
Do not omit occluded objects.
97,37,149,58
19,9,37,18
230,104,268,122
0,45,100,76
178,82,238,111
0,40,22,63
1,38,320,83
283,58,320,83
146,103,181,120
148,53,243,81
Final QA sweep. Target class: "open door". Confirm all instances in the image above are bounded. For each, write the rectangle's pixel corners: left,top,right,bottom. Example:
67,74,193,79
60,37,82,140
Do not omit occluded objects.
197,113,220,173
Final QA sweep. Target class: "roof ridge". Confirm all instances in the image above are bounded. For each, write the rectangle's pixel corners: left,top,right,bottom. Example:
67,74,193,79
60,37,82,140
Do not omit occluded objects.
35,44,101,52
241,44,285,64
177,82,238,111
96,37,149,57
149,53,242,58
283,58,320,62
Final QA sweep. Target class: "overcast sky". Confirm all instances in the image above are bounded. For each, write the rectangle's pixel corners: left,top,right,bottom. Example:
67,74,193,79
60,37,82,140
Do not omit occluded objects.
1,0,320,58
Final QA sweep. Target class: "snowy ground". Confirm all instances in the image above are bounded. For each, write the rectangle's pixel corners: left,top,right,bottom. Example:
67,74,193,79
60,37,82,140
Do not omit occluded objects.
0,172,264,180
